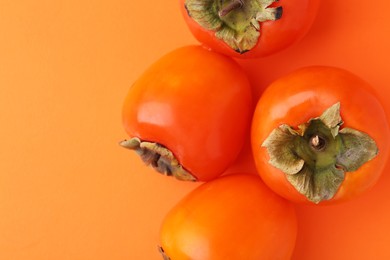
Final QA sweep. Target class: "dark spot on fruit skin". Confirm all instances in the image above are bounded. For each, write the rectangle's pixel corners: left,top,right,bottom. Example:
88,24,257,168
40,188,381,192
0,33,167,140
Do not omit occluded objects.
275,6,283,20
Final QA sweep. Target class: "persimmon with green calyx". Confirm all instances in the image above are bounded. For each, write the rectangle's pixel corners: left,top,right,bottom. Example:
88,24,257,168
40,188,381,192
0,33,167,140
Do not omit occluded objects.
159,174,297,260
180,0,320,58
120,45,252,182
251,66,390,204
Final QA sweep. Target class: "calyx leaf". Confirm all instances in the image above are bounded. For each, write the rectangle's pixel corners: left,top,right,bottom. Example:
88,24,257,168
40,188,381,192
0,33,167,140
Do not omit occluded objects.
286,165,344,204
337,128,379,171
120,138,197,181
261,103,378,203
185,0,282,53
261,125,304,175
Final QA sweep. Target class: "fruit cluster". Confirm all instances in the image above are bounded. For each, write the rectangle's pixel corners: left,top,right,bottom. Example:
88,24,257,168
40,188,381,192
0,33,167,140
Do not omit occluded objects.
121,1,390,259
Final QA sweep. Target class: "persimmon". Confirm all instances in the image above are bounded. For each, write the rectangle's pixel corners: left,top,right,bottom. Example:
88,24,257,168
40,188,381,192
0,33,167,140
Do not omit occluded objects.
251,66,390,204
180,0,320,58
121,46,252,181
159,174,297,259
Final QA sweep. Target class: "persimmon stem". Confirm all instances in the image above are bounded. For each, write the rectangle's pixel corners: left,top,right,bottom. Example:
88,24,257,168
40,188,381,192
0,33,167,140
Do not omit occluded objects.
310,135,326,151
219,0,244,17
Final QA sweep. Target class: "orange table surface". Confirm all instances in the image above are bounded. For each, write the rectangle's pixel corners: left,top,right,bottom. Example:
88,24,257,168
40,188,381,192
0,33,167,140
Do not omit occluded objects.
1,1,390,259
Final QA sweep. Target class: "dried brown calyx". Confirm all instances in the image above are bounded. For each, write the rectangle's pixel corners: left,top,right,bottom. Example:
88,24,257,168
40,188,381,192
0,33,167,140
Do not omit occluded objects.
120,137,197,181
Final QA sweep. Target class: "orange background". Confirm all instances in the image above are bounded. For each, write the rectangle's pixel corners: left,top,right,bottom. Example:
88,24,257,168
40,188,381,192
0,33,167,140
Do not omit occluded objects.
1,1,390,259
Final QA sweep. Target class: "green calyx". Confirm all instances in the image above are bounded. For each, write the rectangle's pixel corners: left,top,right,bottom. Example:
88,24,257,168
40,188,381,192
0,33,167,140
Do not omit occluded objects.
262,103,379,204
120,137,197,182
185,0,283,53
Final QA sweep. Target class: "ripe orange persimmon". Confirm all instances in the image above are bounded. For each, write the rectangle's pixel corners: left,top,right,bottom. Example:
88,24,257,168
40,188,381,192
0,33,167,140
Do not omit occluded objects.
159,174,297,259
251,66,390,204
180,0,320,58
121,46,252,181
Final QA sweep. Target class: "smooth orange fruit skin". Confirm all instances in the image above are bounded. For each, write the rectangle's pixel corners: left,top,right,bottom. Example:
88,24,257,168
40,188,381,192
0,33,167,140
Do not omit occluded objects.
160,173,297,259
